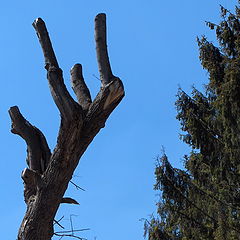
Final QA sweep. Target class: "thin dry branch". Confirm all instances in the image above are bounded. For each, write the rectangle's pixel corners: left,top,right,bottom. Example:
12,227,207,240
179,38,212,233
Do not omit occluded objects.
54,233,86,240
55,229,90,234
70,180,86,191
55,228,90,240
54,218,65,230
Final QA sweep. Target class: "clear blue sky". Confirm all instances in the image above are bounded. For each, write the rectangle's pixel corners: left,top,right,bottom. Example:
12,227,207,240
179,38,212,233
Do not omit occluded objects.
0,0,235,239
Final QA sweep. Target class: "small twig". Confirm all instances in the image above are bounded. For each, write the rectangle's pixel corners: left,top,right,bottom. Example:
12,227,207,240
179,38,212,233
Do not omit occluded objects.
70,180,86,191
219,4,233,16
139,217,151,225
54,220,65,229
54,215,90,239
55,228,89,240
58,216,65,222
55,233,87,240
70,214,74,236
205,21,218,30
92,74,101,81
73,174,80,178
54,216,65,229
55,229,90,234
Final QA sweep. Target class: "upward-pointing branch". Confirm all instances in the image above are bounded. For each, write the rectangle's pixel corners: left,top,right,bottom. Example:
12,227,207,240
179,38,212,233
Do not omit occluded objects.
71,64,92,111
32,18,59,69
32,18,80,121
95,13,114,86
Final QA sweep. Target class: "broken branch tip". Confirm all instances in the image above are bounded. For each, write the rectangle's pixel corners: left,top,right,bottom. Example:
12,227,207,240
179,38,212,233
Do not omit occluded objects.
71,63,82,72
32,17,44,28
95,13,106,21
8,105,20,119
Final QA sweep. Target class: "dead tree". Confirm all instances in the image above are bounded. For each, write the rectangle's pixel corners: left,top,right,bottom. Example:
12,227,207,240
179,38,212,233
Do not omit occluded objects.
9,14,124,240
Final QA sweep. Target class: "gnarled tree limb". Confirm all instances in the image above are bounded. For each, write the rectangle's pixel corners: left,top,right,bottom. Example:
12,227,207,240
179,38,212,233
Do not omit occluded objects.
9,106,51,174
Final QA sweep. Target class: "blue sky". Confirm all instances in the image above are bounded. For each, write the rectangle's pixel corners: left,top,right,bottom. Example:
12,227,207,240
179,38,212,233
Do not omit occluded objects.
0,0,236,239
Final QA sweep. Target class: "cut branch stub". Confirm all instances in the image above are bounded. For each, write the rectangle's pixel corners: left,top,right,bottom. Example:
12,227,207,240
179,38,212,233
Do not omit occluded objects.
32,18,59,69
71,64,92,111
95,13,114,86
9,106,51,174
21,168,44,203
61,197,79,205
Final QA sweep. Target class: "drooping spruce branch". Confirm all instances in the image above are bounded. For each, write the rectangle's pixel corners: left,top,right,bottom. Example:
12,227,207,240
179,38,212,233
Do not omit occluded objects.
10,14,124,240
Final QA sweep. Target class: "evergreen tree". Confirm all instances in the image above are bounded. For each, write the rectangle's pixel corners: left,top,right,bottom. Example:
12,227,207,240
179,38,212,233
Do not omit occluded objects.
145,2,240,239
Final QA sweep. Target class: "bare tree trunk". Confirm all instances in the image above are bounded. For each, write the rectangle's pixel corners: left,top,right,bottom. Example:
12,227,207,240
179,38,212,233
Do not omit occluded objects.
9,14,124,240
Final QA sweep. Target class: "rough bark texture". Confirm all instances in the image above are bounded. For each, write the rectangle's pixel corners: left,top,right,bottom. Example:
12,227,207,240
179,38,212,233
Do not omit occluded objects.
9,14,124,240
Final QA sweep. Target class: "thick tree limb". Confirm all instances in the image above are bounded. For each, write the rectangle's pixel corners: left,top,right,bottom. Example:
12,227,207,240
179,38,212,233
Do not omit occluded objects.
32,18,58,69
32,18,80,120
71,64,92,110
9,107,50,205
95,13,114,86
9,106,51,174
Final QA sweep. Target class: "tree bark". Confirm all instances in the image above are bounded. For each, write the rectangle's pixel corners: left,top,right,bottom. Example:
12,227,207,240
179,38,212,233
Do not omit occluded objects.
9,14,124,240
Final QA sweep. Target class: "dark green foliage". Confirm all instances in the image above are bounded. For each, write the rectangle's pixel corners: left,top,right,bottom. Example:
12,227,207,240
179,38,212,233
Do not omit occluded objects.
145,3,240,240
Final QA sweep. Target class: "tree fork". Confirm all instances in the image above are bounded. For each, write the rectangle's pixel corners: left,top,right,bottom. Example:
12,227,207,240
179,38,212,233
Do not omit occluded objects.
9,14,124,240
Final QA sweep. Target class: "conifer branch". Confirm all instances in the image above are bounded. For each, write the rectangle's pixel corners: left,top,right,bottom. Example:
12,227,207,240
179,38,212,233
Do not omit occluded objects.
159,159,240,234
